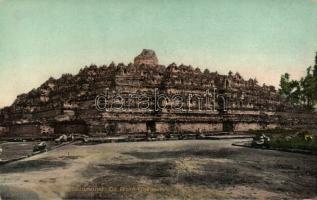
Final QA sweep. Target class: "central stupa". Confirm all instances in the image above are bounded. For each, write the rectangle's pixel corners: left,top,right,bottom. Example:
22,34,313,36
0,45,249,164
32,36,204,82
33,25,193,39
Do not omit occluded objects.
134,49,159,66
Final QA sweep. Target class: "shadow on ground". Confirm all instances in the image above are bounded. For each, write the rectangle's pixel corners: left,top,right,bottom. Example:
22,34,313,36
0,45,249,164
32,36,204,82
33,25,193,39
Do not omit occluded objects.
0,159,67,173
122,148,242,160
0,185,39,200
65,145,317,199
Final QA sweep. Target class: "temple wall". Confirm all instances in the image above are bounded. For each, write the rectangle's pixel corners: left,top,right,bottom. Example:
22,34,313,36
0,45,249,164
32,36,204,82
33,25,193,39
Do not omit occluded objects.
115,122,147,134
156,122,170,133
54,123,88,134
40,125,54,135
34,109,62,118
9,124,41,136
88,124,105,135
178,122,222,133
266,123,279,129
1,52,316,138
101,122,147,135
234,123,262,131
229,110,260,115
0,126,9,136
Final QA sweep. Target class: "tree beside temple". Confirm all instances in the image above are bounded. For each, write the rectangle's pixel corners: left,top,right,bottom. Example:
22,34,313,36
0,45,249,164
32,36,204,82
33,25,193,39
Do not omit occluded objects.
279,52,317,110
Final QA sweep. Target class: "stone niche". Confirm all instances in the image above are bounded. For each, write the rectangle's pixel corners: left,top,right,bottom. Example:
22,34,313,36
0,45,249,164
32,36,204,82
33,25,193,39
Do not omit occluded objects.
54,121,88,135
134,49,159,66
8,124,55,137
0,126,9,136
9,124,42,137
103,122,147,135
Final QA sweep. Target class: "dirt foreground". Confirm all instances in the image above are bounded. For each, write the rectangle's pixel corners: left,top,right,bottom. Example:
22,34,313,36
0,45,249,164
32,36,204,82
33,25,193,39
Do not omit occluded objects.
0,139,316,200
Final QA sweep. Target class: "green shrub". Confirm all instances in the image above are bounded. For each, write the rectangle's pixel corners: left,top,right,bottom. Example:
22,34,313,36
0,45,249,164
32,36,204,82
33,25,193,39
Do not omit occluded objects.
270,135,317,151
248,128,299,136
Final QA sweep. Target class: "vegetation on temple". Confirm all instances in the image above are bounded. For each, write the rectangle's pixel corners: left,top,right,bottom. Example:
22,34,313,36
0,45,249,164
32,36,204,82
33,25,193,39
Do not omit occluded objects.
279,52,317,110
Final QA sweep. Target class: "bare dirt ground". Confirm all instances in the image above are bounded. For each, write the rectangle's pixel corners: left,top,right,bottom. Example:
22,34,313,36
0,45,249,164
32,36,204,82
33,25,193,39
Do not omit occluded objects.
0,139,316,200
0,141,57,160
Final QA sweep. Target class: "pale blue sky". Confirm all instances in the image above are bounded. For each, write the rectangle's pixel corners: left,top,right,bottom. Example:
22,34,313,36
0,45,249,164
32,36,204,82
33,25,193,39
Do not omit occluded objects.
0,0,317,107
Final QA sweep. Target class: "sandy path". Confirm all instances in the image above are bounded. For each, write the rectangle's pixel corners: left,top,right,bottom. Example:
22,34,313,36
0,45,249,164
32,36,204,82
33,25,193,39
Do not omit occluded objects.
0,139,316,199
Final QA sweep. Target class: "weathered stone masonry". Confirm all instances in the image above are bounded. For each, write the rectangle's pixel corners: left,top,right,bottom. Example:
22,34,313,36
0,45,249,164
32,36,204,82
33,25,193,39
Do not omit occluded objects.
0,49,316,137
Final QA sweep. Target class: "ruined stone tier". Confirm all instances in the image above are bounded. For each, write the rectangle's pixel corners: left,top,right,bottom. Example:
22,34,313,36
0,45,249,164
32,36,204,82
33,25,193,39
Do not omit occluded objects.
0,50,312,137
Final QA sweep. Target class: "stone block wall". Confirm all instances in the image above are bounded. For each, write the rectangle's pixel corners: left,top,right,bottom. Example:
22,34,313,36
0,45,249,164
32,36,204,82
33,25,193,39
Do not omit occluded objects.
9,124,41,137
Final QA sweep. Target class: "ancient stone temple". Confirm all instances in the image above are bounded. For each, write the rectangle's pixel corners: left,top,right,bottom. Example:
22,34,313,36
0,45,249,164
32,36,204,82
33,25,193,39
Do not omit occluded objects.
0,49,316,138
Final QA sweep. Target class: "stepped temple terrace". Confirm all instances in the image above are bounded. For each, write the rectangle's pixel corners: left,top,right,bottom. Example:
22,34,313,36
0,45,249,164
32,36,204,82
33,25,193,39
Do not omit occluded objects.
0,49,316,138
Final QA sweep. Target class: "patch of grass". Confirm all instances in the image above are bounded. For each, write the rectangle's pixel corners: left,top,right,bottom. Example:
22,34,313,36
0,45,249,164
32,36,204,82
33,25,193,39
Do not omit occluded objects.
270,136,317,151
248,128,299,135
248,128,317,151
0,185,39,200
0,159,67,173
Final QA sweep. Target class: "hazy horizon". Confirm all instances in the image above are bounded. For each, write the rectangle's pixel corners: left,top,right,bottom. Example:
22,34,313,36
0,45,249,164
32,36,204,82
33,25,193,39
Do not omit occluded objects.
1,0,317,108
